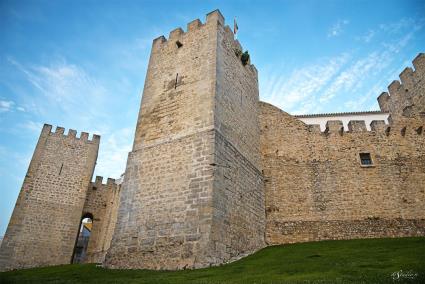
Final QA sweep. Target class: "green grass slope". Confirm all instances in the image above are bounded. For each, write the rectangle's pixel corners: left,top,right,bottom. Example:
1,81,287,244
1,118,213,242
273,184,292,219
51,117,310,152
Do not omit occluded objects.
1,237,424,283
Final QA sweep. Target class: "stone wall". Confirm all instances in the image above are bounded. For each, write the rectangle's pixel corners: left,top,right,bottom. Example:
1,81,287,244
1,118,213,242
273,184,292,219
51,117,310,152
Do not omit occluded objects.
215,24,261,168
105,10,265,270
211,131,264,263
105,130,215,269
209,21,265,263
378,53,425,119
1,9,423,273
131,14,218,151
104,11,220,270
260,55,425,245
0,125,99,271
82,176,120,263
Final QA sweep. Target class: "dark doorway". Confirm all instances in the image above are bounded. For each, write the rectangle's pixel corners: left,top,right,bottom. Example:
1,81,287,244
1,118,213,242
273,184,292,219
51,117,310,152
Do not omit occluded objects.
72,213,93,264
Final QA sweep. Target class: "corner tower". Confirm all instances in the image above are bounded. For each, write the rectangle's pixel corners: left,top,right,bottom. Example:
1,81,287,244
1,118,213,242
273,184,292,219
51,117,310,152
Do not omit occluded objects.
104,10,265,269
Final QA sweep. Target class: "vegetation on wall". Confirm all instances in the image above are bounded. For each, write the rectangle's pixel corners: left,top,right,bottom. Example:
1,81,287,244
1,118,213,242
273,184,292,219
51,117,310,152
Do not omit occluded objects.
241,51,250,65
234,48,250,66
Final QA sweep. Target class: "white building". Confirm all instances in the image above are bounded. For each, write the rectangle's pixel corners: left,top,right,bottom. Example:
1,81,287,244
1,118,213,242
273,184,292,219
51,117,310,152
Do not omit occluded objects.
295,111,389,131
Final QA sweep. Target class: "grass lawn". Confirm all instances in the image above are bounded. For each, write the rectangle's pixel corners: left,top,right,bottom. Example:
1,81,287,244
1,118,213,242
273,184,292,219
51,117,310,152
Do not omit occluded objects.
1,237,424,283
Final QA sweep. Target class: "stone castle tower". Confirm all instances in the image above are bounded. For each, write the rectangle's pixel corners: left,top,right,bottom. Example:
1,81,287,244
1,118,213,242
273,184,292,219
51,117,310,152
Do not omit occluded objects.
1,9,424,272
0,126,121,271
104,10,265,269
0,126,100,269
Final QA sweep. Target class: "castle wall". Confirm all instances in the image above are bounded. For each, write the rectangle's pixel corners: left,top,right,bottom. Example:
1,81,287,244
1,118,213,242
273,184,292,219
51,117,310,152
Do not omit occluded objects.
378,53,425,120
105,10,265,270
1,10,422,273
208,23,265,262
260,56,425,244
211,131,264,262
296,111,389,131
131,16,218,151
0,125,99,271
105,130,215,269
81,177,120,263
215,25,261,168
104,11,220,270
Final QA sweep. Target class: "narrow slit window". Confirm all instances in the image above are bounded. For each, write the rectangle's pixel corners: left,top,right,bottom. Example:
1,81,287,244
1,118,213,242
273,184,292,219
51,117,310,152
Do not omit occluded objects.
175,73,178,89
176,40,183,48
359,153,372,166
59,163,63,175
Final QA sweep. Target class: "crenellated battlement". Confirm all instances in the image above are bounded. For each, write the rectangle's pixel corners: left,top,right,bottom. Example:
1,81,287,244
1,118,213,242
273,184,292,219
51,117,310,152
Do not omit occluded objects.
150,9,257,74
2,10,424,273
370,120,387,132
92,176,117,187
42,124,100,143
0,122,101,271
151,9,223,50
347,120,367,132
324,120,344,134
377,53,425,118
309,118,423,138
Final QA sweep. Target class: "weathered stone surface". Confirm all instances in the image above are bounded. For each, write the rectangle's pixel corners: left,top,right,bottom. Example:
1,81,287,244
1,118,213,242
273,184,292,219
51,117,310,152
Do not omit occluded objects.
0,126,100,271
83,177,121,263
378,53,425,119
260,53,425,244
0,9,424,273
104,9,265,270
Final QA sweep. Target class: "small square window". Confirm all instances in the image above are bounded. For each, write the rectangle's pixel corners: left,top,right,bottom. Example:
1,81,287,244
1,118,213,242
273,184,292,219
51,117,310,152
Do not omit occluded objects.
176,41,183,48
359,153,372,165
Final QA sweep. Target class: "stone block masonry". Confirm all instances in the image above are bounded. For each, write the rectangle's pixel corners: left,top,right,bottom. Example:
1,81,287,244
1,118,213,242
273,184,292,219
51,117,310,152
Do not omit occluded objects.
378,53,425,120
0,9,424,272
0,125,100,271
104,10,265,270
82,177,121,263
105,130,215,269
260,54,425,244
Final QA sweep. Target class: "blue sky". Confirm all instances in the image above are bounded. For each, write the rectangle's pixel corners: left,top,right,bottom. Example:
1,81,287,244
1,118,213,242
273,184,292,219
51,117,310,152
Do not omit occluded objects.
0,0,424,236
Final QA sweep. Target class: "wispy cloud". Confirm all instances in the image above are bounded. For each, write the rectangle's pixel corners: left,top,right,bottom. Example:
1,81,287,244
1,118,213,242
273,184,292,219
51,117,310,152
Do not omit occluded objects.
7,58,107,121
261,17,424,115
340,20,423,111
379,18,416,34
0,99,25,113
327,19,349,38
344,80,388,111
354,18,417,44
356,30,375,43
19,120,44,133
7,58,133,179
261,53,349,114
0,100,15,113
318,51,392,104
342,63,406,111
